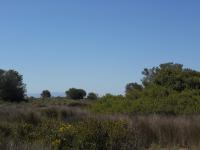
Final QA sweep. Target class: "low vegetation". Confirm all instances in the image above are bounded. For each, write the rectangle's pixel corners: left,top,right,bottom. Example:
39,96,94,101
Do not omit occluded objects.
0,100,200,149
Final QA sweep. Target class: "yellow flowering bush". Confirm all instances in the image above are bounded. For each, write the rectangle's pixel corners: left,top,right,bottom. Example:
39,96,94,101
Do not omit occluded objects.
50,123,76,149
58,123,72,133
52,139,61,145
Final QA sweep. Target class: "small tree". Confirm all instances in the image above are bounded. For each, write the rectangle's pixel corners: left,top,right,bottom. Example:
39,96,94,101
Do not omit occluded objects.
41,90,51,99
87,92,98,100
66,88,86,100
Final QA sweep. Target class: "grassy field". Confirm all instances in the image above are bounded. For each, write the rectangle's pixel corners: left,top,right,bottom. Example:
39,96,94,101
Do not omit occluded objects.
0,98,200,150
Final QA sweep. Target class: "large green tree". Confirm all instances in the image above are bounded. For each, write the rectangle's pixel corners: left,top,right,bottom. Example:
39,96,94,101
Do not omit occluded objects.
0,69,26,102
66,88,86,100
142,62,200,91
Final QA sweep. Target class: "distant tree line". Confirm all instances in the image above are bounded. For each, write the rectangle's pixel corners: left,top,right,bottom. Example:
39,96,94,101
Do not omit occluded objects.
1,62,199,111
0,69,98,102
40,88,98,100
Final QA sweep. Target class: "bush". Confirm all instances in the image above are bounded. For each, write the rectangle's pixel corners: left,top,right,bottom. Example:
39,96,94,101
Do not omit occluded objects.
87,93,98,100
66,88,87,100
41,90,51,99
91,89,200,115
91,95,130,114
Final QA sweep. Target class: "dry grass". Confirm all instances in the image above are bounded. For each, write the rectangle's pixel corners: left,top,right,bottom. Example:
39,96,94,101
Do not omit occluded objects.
0,100,200,149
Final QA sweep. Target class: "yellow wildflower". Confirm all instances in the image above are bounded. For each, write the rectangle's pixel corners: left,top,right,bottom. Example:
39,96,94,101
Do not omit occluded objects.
52,139,61,145
58,123,72,133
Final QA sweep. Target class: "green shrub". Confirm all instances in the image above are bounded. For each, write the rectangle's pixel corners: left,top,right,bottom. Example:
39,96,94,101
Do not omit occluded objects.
92,89,200,115
87,93,98,100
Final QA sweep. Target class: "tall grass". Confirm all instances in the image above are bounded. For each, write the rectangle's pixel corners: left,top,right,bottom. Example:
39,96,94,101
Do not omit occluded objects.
0,100,200,149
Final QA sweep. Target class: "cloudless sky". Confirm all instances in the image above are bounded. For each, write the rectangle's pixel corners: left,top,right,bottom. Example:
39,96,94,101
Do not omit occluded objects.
0,0,200,95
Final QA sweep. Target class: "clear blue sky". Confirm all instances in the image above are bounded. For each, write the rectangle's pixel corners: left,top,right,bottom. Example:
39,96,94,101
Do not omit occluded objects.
0,0,200,95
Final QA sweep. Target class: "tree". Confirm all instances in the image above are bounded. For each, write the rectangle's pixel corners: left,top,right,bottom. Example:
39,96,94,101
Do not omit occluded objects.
142,67,157,87
126,83,143,93
0,69,26,102
141,62,200,91
41,90,51,99
87,92,98,100
66,88,86,100
125,83,143,100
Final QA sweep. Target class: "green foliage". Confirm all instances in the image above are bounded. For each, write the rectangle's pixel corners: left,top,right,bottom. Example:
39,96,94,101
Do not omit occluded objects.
92,63,200,115
66,88,87,100
125,83,143,100
0,69,26,102
142,62,200,91
93,90,200,115
1,62,200,149
91,95,131,114
41,90,51,99
87,92,98,100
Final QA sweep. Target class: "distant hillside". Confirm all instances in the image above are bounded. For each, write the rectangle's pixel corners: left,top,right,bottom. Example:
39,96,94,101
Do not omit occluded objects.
28,92,65,98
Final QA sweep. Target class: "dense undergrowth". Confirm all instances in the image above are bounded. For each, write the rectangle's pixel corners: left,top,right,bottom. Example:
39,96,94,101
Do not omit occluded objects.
0,100,200,150
91,90,200,115
92,63,200,115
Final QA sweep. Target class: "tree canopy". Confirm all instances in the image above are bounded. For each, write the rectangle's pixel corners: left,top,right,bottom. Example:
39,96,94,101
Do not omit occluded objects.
93,63,200,115
0,69,26,102
125,83,143,99
142,62,200,91
66,88,87,100
41,90,51,99
87,92,98,100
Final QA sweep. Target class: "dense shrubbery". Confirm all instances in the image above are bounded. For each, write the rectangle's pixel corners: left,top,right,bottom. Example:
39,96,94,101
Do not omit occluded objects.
141,63,200,91
1,100,200,150
92,63,200,115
